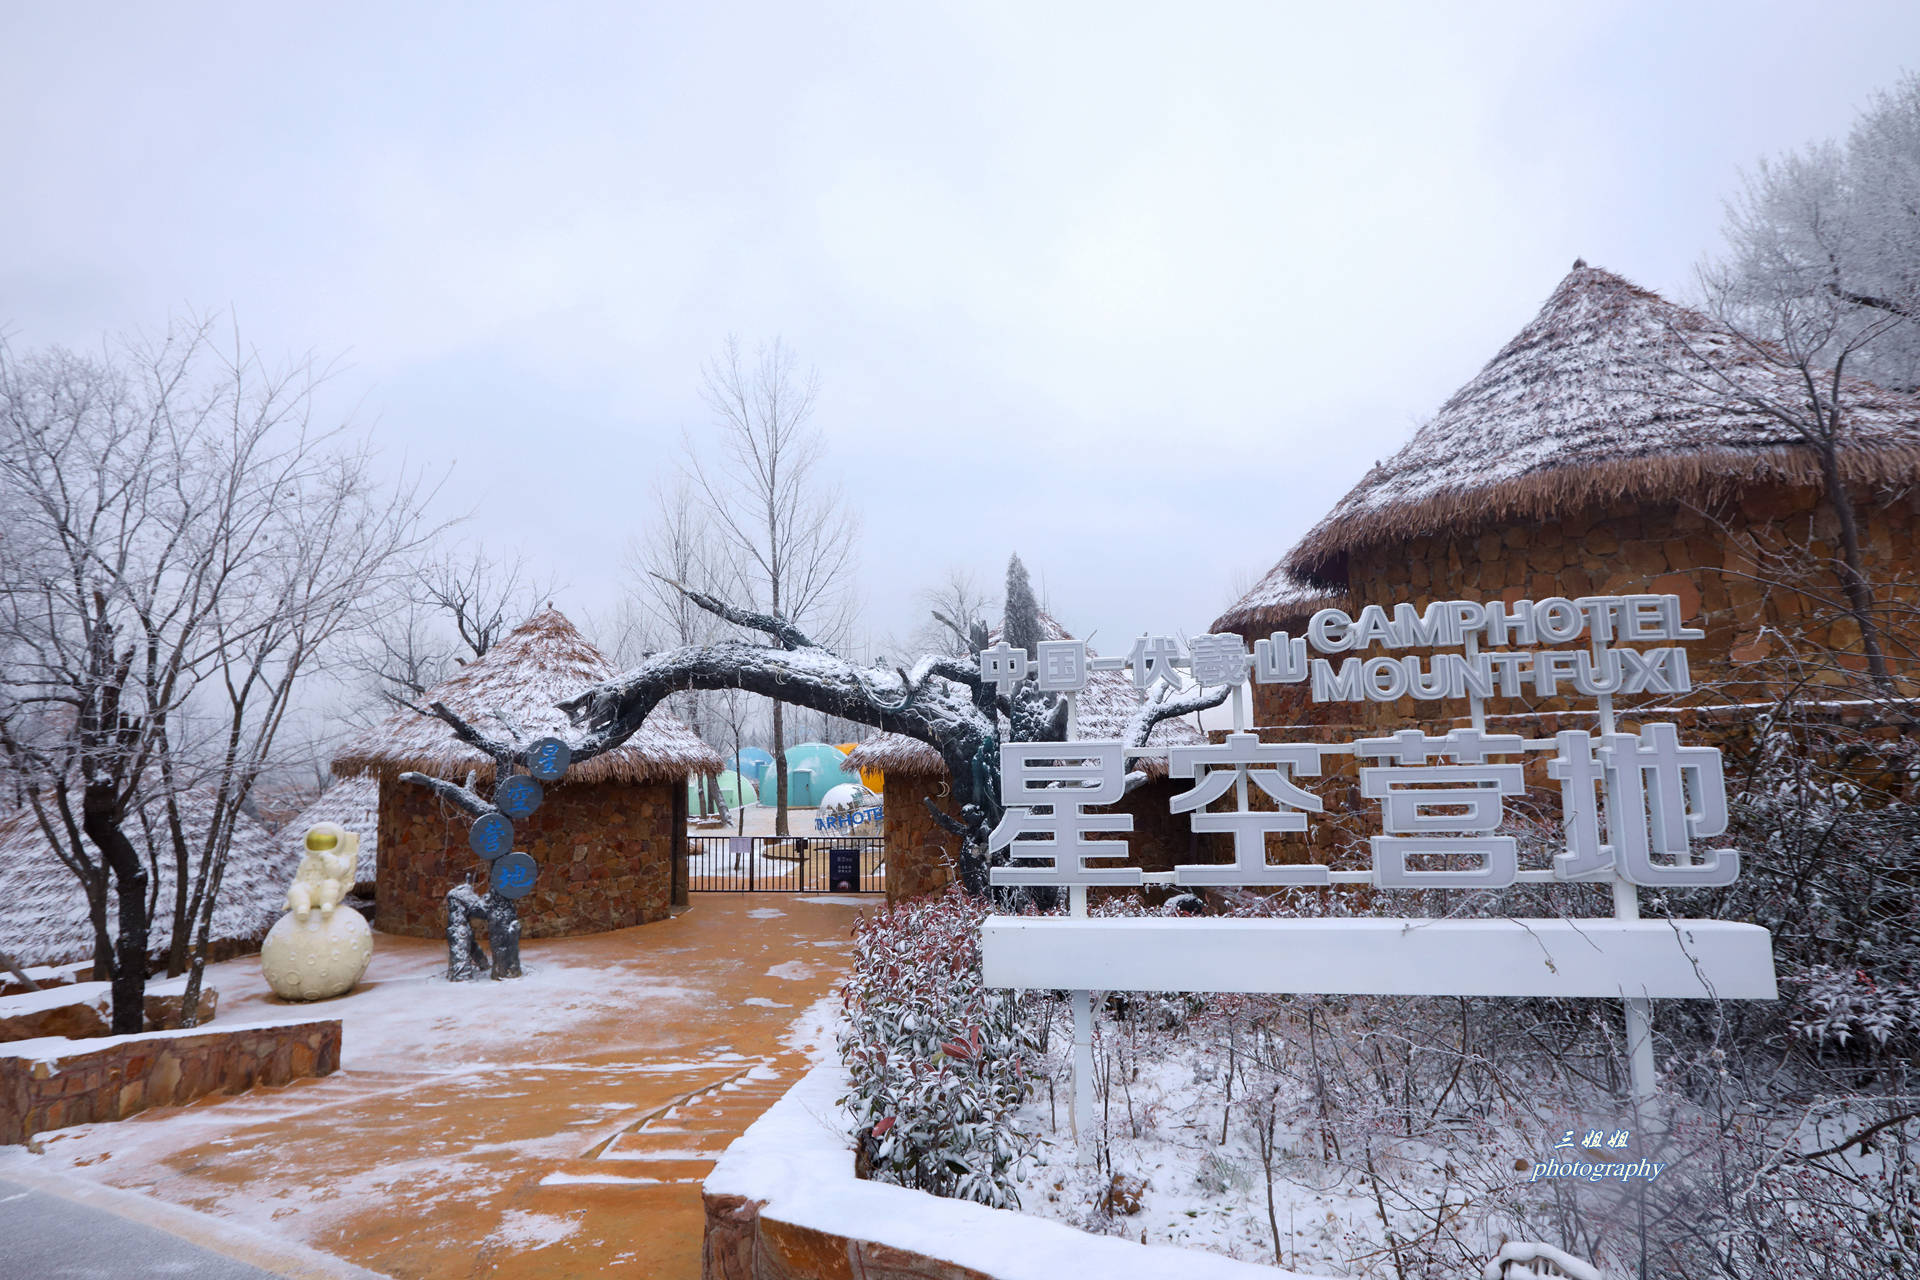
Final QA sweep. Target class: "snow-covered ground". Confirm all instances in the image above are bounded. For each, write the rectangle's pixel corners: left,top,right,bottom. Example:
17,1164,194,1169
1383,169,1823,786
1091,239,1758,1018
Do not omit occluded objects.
1009,1032,1393,1269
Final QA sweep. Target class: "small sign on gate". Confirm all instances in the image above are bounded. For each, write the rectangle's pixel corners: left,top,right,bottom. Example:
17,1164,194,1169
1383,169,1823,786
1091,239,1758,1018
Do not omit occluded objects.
829,847,861,893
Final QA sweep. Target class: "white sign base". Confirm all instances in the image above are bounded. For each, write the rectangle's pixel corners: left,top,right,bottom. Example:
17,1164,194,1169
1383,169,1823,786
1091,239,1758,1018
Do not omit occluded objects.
982,917,1778,1001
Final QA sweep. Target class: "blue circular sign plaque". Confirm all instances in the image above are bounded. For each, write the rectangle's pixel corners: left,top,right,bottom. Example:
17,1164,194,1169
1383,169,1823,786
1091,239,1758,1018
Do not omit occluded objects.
527,736,572,783
491,851,538,900
468,812,513,860
495,774,543,820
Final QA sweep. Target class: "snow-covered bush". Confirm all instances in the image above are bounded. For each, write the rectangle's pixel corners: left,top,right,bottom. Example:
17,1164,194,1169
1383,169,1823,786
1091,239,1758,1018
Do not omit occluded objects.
838,888,1037,1207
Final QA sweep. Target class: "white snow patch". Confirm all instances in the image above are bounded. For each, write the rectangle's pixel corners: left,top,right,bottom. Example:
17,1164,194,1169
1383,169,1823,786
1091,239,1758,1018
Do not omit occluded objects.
781,994,844,1066
707,1061,1304,1280
486,1209,580,1253
748,908,787,919
797,896,870,907
765,961,812,981
0,980,111,1017
743,997,791,1009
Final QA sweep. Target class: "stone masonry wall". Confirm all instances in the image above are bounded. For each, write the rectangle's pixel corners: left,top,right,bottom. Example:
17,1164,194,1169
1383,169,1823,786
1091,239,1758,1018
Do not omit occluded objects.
1232,485,1920,868
1248,484,1920,735
883,774,1229,905
376,777,679,939
0,1018,340,1145
883,775,958,903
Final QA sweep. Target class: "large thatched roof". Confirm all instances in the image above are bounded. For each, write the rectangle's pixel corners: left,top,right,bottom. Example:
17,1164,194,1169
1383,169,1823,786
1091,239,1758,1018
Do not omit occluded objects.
284,774,379,889
1211,566,1348,637
845,614,1206,780
0,787,291,969
331,608,724,786
1279,263,1920,590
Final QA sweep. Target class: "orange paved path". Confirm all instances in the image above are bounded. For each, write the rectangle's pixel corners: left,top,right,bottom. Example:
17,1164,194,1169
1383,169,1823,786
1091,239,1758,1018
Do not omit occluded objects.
27,893,870,1278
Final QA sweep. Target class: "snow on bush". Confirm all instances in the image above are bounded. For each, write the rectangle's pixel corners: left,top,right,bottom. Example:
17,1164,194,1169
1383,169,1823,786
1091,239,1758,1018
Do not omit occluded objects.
838,888,1037,1208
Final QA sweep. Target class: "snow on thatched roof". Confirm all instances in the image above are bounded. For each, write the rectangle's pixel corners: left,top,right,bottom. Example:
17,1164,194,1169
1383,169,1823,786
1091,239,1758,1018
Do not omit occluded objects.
845,614,1206,781
330,608,724,786
0,788,294,969
1287,263,1920,589
284,774,378,889
1211,565,1348,637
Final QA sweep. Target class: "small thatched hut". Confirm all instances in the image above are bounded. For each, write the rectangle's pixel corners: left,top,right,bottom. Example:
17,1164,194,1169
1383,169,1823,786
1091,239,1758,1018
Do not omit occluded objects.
331,609,723,940
0,789,290,970
1218,262,1920,731
846,617,1226,902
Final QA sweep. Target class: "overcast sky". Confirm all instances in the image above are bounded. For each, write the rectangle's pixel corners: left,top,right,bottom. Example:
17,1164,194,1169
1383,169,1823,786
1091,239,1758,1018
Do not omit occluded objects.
5,3,1918,667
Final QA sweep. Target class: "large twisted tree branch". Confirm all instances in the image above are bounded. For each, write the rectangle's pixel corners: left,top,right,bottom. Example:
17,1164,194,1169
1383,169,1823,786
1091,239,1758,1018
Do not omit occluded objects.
1120,680,1234,793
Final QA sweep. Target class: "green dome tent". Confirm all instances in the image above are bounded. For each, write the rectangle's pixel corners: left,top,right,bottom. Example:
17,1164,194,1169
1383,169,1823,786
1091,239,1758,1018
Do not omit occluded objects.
689,769,758,813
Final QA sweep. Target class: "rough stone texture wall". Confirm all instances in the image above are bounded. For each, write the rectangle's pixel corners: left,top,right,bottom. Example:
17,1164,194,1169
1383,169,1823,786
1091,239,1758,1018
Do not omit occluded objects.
376,777,680,939
1231,485,1920,859
883,775,958,904
1247,485,1920,736
704,1190,1000,1280
0,985,223,1044
883,775,1229,906
0,1018,340,1145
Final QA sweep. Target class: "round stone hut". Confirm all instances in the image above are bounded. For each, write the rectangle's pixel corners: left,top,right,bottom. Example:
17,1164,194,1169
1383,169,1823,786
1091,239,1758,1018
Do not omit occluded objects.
845,617,1226,903
1217,262,1920,731
331,609,724,939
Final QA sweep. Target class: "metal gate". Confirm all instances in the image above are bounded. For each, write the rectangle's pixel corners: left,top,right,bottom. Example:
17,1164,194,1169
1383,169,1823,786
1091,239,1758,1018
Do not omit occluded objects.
686,835,885,893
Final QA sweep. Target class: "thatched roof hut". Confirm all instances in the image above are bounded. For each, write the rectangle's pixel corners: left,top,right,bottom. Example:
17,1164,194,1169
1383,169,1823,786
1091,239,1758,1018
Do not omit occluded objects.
1277,263,1920,593
0,788,291,969
333,608,722,939
1217,262,1920,725
332,608,723,786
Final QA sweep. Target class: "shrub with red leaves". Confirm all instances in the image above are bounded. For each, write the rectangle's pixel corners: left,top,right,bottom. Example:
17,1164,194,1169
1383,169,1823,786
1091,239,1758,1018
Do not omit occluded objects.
838,888,1036,1208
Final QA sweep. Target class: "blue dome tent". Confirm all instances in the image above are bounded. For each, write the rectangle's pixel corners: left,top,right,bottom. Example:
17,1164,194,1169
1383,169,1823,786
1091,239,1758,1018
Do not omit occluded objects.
728,747,774,792
779,743,862,807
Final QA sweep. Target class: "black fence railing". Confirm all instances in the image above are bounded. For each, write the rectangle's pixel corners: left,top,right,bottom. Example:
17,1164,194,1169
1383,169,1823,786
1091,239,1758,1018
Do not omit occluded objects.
686,835,885,893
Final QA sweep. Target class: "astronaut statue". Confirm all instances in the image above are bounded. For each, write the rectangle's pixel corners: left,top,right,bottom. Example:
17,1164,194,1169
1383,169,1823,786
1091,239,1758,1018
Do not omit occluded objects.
260,822,375,1001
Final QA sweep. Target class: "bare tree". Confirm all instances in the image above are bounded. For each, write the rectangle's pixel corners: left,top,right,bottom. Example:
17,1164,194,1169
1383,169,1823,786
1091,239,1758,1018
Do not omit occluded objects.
342,542,557,720
625,479,740,817
684,337,858,835
910,566,996,659
0,319,434,1031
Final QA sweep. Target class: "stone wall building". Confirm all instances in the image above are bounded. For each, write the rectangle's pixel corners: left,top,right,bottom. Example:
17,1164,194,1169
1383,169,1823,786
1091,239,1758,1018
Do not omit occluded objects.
845,616,1228,903
332,609,723,940
1218,262,1920,737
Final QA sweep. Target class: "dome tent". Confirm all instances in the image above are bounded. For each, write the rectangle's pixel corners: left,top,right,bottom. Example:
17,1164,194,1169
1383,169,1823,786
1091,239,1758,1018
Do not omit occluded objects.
728,747,774,791
779,743,862,807
691,770,758,812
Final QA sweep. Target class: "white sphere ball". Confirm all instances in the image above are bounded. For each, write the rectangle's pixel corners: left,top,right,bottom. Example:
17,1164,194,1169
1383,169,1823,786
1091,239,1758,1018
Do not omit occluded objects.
819,782,876,812
261,908,373,1001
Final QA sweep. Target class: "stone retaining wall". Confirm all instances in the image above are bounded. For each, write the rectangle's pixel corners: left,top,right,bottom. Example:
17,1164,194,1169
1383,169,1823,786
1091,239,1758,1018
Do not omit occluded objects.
0,1018,340,1145
702,1061,1292,1280
0,980,222,1044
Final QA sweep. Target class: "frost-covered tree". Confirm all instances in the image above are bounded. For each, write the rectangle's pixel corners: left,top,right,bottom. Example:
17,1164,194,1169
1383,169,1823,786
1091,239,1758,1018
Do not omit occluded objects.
1001,554,1042,656
1710,73,1920,394
0,320,432,1030
1674,74,1920,697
